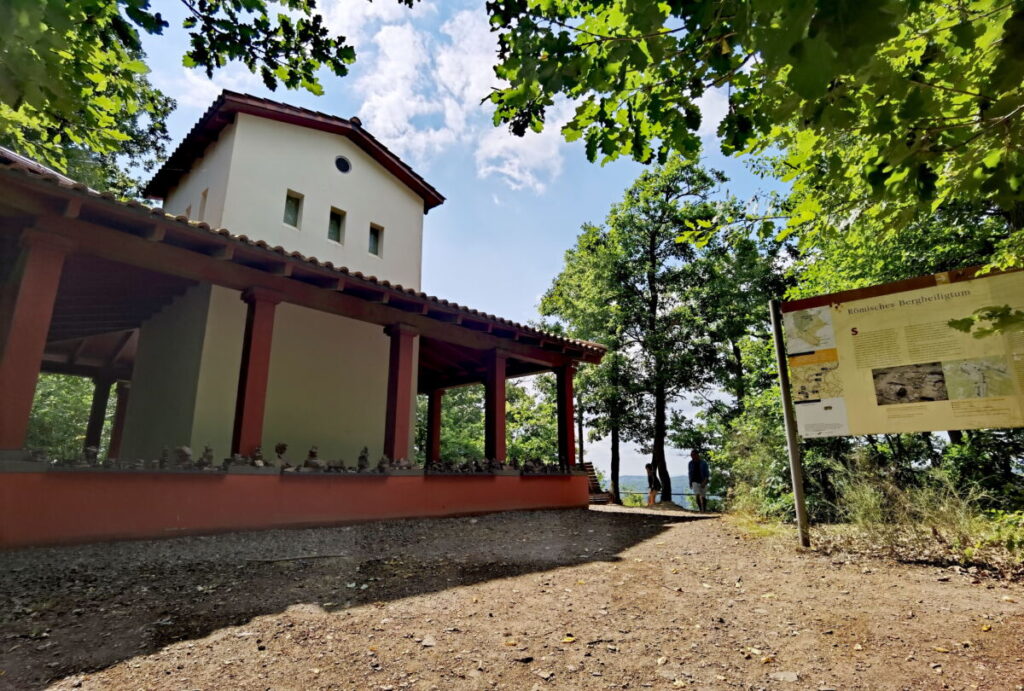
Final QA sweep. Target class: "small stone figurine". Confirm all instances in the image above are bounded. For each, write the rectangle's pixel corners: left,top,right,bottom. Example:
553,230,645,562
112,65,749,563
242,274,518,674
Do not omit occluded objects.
83,446,99,467
158,447,170,470
304,446,324,471
222,453,245,471
251,446,266,467
357,447,370,473
389,457,413,471
196,445,214,470
174,446,193,469
274,442,288,466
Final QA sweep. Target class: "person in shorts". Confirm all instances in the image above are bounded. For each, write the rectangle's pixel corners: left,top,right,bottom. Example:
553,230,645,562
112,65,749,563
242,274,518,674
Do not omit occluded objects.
688,449,709,512
645,462,661,506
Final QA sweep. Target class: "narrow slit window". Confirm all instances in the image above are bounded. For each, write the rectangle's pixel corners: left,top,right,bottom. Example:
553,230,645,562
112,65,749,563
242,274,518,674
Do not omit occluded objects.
283,191,303,228
184,204,192,218
328,208,346,243
198,188,208,221
369,224,383,256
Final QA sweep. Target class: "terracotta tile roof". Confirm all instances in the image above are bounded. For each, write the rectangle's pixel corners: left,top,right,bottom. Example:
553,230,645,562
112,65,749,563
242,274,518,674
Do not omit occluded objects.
0,158,604,359
143,91,445,211
0,145,79,186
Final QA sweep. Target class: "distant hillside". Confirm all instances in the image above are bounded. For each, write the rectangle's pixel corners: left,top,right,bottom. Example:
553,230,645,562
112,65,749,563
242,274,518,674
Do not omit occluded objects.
616,475,690,495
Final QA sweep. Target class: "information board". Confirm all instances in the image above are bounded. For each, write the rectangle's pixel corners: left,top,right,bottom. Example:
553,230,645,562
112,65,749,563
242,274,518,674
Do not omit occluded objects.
780,269,1024,437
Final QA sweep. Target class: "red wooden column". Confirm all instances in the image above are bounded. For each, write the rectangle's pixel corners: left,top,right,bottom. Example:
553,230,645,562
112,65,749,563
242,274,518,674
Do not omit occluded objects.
231,287,282,456
556,363,577,467
0,231,73,450
425,388,444,465
383,323,418,461
83,376,114,451
484,350,507,462
107,381,131,460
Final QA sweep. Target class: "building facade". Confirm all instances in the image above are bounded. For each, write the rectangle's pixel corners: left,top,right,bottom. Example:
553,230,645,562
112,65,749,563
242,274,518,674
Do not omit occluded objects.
0,92,603,546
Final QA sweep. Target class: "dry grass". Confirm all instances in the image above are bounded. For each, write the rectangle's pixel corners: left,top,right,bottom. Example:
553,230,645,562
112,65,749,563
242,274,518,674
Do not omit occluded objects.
724,472,1024,579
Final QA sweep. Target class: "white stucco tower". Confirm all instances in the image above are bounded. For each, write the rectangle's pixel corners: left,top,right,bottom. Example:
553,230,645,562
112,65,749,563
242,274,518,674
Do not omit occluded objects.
118,92,444,463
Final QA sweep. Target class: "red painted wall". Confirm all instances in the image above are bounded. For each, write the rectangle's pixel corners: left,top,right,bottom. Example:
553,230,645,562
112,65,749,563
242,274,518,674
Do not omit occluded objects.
0,472,589,548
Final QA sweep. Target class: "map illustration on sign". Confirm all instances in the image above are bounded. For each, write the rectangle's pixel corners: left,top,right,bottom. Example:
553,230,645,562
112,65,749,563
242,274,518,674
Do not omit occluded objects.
791,361,843,402
783,306,835,354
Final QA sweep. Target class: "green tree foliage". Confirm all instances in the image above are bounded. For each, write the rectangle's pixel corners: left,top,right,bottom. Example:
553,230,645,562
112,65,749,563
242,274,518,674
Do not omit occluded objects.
414,378,558,464
507,374,559,462
486,0,1024,264
543,156,732,502
26,374,113,460
0,0,402,180
539,224,637,502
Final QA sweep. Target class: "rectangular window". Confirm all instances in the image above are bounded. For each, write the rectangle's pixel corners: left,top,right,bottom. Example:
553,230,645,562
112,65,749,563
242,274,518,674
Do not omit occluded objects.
283,191,303,228
198,188,208,221
328,208,346,243
369,223,383,256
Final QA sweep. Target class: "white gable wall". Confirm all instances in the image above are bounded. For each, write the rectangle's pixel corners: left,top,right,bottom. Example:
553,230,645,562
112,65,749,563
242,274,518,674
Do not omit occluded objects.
162,123,238,226
220,113,425,290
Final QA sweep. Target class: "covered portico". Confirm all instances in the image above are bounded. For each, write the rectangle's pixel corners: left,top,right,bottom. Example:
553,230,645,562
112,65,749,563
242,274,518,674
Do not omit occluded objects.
0,161,602,463
0,159,602,546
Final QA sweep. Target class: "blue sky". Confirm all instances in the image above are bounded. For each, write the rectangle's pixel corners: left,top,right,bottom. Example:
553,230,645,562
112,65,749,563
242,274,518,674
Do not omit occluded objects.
140,0,783,481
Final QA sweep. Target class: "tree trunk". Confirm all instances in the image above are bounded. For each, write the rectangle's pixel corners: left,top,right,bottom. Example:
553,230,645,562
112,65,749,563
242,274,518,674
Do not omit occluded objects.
919,432,941,467
731,339,745,414
610,425,622,504
947,430,964,445
654,383,672,503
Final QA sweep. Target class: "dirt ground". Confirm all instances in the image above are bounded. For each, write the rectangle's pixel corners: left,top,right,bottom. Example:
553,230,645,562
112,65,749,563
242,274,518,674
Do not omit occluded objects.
2,505,1022,690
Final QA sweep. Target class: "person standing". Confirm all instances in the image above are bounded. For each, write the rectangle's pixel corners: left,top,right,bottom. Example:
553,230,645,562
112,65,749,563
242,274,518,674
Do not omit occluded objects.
645,462,662,506
688,450,710,512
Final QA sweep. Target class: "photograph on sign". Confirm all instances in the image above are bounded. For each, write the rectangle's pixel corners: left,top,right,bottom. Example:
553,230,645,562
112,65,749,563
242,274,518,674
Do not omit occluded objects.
780,269,1024,437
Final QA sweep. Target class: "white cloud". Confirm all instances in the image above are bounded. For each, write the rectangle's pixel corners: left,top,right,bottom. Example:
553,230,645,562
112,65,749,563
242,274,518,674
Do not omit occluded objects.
348,6,570,192
696,86,729,139
474,101,573,193
155,65,262,111
434,10,500,125
322,0,436,51
354,23,456,160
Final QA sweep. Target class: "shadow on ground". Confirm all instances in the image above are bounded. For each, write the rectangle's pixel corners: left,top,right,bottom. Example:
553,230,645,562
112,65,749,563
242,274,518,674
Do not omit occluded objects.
0,507,714,689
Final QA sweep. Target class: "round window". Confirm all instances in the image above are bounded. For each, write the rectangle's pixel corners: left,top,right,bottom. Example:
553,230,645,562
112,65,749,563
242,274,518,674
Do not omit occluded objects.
335,156,352,173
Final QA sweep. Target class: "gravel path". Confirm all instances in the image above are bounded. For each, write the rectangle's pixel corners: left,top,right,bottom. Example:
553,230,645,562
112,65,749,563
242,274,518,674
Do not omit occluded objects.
1,506,1022,690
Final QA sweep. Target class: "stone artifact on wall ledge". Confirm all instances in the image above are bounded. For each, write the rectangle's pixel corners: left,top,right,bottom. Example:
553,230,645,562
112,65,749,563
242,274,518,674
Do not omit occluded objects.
425,457,496,475
174,445,193,469
357,447,370,473
302,446,324,471
195,445,215,470
325,459,348,473
490,458,520,476
225,451,279,474
384,456,423,475
276,442,299,472
520,459,567,475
